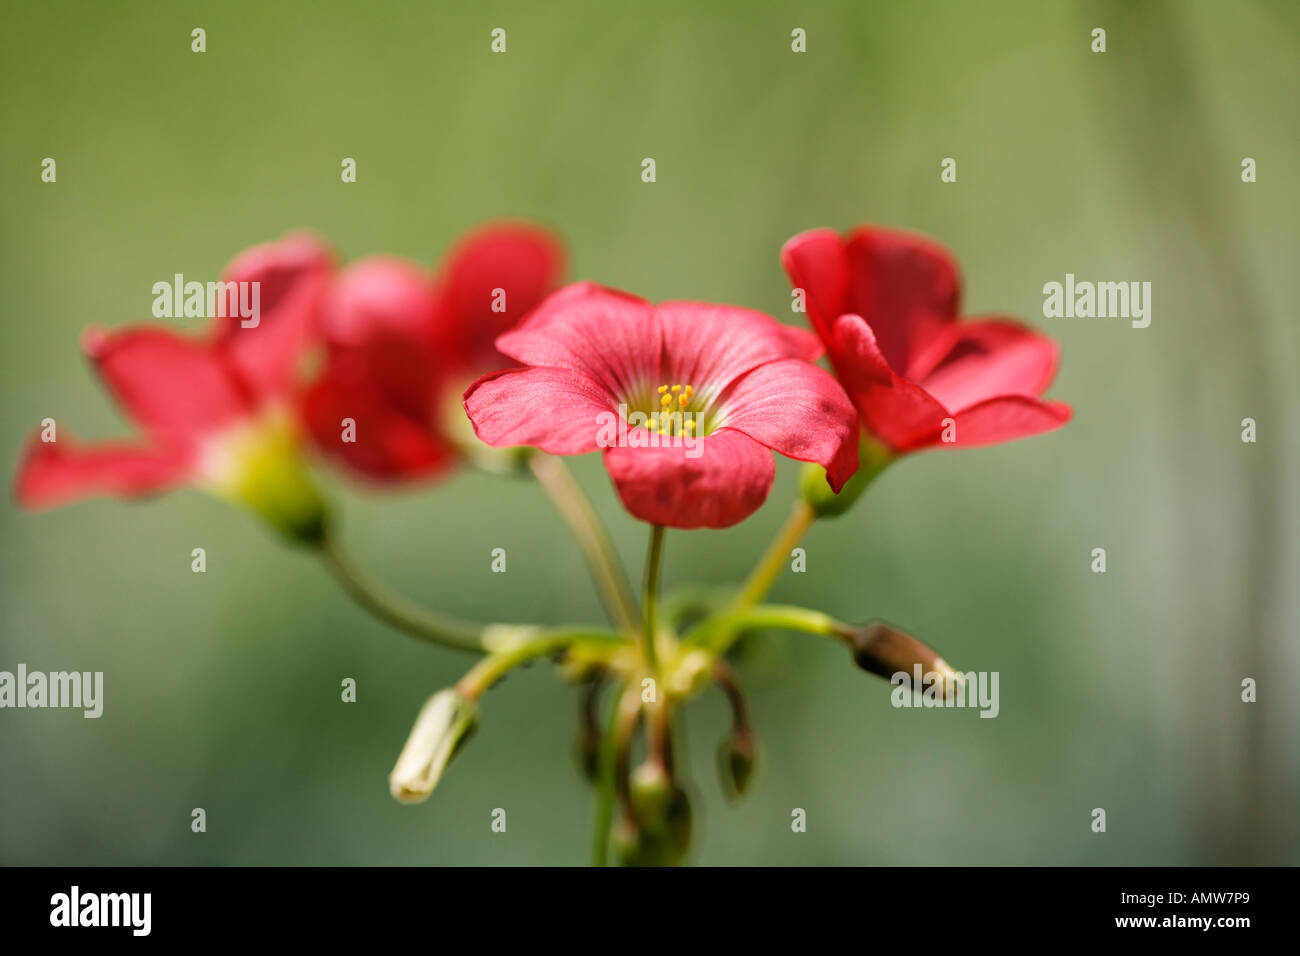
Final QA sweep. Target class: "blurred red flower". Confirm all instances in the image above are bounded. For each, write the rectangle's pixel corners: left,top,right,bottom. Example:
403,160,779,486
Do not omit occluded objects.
302,223,565,481
15,233,332,538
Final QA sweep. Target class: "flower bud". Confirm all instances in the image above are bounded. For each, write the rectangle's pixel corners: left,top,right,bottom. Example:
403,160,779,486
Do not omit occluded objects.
388,689,478,804
717,730,756,802
613,815,643,865
617,788,692,867
847,621,964,697
629,760,672,827
663,786,693,863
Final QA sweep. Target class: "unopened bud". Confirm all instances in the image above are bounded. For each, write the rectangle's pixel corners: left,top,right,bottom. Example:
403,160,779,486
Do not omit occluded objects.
664,786,693,864
388,689,477,803
629,760,672,827
847,621,963,697
717,730,756,802
613,815,643,865
617,788,692,867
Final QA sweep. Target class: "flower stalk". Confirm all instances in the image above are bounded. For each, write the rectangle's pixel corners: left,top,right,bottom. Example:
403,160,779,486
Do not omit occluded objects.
528,453,640,636
713,659,756,801
318,531,488,653
641,524,666,673
455,628,622,699
592,681,641,866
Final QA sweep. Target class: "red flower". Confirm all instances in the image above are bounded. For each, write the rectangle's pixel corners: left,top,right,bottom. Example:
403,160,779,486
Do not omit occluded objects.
14,233,333,540
463,283,859,529
782,227,1071,453
302,223,565,481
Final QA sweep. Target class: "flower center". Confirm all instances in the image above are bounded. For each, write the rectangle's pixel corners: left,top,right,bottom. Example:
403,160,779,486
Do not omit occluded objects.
645,383,698,437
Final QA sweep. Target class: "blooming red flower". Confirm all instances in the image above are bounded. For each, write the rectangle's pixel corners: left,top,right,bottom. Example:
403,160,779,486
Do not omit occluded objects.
463,283,859,529
782,226,1071,453
301,223,565,482
14,233,333,539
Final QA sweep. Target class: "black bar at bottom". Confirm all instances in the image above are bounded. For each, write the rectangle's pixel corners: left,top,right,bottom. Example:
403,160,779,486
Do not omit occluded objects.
0,865,1279,941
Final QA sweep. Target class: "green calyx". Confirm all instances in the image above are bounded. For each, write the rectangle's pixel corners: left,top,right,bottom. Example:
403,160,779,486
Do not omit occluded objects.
800,431,895,519
200,410,329,545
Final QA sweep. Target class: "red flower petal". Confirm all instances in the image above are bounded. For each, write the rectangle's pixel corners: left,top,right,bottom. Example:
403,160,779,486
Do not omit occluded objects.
14,433,189,508
944,395,1072,448
83,326,254,447
919,319,1061,412
303,225,564,486
496,283,660,400
787,225,1070,457
215,232,333,399
713,358,859,490
603,428,775,529
780,228,852,344
463,366,618,455
301,373,454,481
655,302,822,404
318,256,442,423
842,227,962,381
829,315,950,452
322,255,439,352
432,223,566,372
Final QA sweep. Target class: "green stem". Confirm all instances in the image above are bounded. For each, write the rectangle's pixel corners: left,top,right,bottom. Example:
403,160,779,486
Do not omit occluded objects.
530,454,640,637
591,681,637,866
729,435,895,613
732,500,816,610
319,532,487,653
659,584,730,630
456,628,621,699
687,603,844,657
642,524,666,672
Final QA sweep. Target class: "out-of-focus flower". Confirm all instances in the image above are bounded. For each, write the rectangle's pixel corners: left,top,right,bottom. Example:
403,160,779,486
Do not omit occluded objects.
14,234,333,542
302,223,564,481
463,282,858,529
782,226,1071,453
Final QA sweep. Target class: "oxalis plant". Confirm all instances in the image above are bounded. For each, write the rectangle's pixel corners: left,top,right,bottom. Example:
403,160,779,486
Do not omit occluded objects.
14,222,1070,866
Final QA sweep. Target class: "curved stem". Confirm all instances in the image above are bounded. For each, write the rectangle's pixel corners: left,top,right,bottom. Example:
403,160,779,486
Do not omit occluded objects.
713,658,753,739
456,628,621,699
686,603,844,657
530,454,640,636
641,524,666,673
646,687,673,773
732,500,816,610
320,532,487,653
577,675,606,781
660,584,730,630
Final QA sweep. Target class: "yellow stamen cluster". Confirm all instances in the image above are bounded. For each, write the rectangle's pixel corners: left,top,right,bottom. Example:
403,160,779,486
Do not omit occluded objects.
647,383,698,436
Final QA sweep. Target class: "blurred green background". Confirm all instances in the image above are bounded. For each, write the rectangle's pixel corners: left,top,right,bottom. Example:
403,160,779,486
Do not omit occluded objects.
2,0,1297,865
